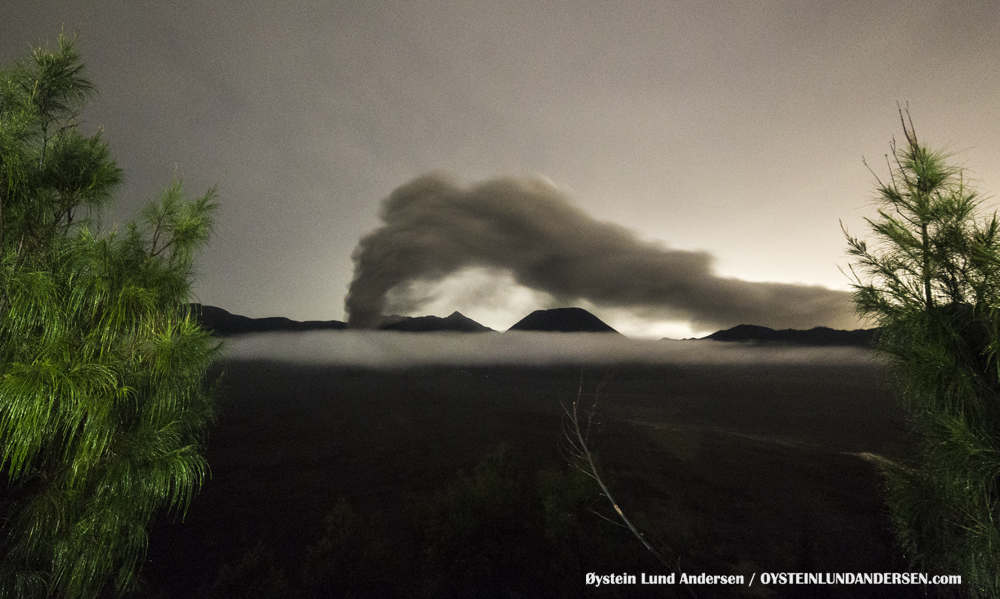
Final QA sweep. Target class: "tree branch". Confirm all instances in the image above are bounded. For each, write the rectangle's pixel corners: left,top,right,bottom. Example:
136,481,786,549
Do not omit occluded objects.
560,376,698,599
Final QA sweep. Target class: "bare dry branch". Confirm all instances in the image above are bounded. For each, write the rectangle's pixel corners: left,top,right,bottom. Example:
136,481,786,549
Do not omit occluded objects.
560,375,698,598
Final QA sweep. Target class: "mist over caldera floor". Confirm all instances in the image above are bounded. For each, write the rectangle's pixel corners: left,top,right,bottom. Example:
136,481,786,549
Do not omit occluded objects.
141,337,923,597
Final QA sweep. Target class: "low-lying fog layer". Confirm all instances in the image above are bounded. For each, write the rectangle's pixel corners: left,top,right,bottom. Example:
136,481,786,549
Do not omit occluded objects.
223,331,881,368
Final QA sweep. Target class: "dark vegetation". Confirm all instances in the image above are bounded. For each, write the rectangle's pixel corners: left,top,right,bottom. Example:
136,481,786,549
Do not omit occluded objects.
137,358,927,598
844,110,1000,597
1,36,218,597
198,448,656,599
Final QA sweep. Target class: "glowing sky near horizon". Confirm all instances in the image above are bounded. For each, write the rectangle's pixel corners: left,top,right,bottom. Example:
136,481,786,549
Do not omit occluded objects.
3,1,1000,337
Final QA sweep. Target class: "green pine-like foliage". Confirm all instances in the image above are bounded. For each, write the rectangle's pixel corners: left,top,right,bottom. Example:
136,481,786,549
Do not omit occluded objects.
0,35,220,598
844,111,1000,597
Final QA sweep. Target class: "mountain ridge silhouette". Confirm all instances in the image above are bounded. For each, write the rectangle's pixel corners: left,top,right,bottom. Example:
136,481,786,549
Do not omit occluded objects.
190,304,875,345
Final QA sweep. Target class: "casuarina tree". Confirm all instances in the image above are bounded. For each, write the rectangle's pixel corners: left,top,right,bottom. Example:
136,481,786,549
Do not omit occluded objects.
0,35,220,598
844,109,1000,597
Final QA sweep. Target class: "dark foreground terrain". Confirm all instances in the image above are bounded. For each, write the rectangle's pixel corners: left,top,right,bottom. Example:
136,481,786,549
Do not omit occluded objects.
142,351,940,598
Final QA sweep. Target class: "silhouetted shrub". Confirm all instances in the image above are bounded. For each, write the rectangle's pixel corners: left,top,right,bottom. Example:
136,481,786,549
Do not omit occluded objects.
206,447,658,598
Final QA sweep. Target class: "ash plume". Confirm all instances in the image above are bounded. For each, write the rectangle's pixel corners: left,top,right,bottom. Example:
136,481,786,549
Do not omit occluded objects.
344,173,857,331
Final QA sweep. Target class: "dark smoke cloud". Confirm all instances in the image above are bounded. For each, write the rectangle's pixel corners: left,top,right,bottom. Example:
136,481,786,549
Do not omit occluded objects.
345,174,858,331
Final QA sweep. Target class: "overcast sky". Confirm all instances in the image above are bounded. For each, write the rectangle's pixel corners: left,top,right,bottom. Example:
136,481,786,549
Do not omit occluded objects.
4,1,999,337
